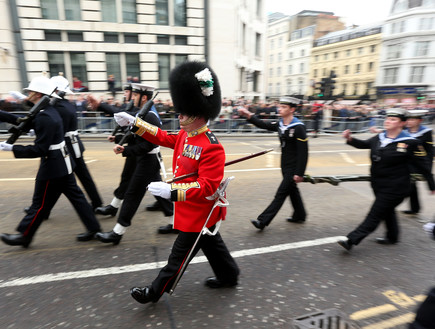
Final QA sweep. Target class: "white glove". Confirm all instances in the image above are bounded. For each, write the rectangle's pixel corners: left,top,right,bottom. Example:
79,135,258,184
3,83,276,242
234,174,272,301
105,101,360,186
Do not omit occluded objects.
27,129,35,137
0,141,13,151
423,222,435,235
114,112,135,127
148,181,171,199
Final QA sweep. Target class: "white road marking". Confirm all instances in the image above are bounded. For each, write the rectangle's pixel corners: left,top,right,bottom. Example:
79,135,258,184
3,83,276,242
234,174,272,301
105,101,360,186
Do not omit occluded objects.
0,236,346,289
340,152,355,164
0,178,34,182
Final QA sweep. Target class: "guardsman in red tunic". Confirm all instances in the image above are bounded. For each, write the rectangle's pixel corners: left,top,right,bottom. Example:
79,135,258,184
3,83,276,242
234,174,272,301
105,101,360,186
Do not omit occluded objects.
115,61,239,304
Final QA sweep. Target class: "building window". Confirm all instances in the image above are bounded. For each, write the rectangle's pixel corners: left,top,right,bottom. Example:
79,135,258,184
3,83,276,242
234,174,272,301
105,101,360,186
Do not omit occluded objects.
71,52,88,86
286,79,291,94
270,54,274,63
255,33,262,57
45,30,62,41
47,52,65,77
106,53,121,88
342,84,347,95
174,0,186,26
126,53,140,79
158,54,170,89
353,83,358,95
355,64,361,74
368,62,374,71
278,53,282,62
157,35,170,44
313,69,317,78
358,47,363,55
383,67,399,84
366,82,373,94
415,41,430,56
288,65,292,75
324,54,328,60
156,0,169,25
67,31,83,42
346,49,351,57
175,54,188,66
301,49,305,57
334,52,339,59
410,66,425,83
300,63,304,73
123,0,137,23
323,68,327,76
371,45,376,53
344,65,349,74
289,52,293,59
174,36,188,45
277,67,281,76
276,82,280,95
101,0,117,22
269,68,273,76
314,55,318,61
64,0,81,20
124,33,139,43
41,0,58,19
419,17,433,30
387,44,401,59
104,33,119,43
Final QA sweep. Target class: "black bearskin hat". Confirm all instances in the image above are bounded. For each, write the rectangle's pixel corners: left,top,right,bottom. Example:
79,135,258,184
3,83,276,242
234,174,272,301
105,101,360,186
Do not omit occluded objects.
169,61,221,121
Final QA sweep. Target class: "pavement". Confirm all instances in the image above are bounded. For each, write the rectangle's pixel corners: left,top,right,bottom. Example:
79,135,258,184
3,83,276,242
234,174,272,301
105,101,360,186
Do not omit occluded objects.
0,133,433,329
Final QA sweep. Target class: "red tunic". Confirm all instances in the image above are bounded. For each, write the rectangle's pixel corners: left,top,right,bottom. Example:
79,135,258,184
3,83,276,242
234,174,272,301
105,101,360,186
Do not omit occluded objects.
133,118,226,232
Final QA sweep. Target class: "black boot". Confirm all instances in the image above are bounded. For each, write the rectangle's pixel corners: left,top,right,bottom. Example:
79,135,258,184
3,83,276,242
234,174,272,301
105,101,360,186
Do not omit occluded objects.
95,205,118,217
96,231,122,245
157,224,179,234
130,286,157,304
1,233,32,248
145,201,163,212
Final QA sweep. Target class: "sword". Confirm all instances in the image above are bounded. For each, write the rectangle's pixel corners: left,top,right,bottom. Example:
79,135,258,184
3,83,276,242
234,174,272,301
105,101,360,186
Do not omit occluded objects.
169,176,234,295
166,148,273,183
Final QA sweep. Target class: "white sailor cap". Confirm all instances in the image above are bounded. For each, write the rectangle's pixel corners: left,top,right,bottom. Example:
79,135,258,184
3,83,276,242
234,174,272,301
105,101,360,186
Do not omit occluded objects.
406,109,428,118
131,83,155,94
279,96,301,106
386,108,407,121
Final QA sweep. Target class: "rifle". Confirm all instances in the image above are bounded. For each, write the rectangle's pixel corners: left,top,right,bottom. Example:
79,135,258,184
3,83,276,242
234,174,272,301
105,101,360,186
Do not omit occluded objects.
110,99,134,139
6,95,51,144
302,174,426,186
166,148,274,183
116,91,159,149
49,91,66,106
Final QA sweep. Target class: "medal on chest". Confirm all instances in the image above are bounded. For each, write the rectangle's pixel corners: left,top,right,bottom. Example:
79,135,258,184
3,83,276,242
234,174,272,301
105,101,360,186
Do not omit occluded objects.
182,144,203,160
396,143,407,153
289,128,294,138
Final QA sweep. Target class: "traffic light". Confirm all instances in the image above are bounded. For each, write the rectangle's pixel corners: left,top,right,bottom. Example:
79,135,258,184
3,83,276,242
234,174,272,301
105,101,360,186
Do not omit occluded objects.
329,71,337,96
316,78,327,98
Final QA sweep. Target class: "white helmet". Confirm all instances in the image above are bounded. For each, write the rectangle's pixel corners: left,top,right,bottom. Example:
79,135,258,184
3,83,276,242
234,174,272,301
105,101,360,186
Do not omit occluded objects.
24,76,61,99
50,75,73,94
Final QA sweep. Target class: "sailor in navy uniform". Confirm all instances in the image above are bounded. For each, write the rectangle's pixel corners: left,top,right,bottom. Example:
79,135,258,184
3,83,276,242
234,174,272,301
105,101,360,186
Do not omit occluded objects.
0,76,101,248
238,96,308,230
337,108,435,251
402,109,433,215
50,75,103,210
96,83,173,245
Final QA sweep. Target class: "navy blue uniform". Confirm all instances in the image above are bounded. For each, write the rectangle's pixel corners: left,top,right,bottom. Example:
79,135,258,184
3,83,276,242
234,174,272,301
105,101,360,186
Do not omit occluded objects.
345,131,434,245
55,98,103,209
12,104,101,241
248,115,308,226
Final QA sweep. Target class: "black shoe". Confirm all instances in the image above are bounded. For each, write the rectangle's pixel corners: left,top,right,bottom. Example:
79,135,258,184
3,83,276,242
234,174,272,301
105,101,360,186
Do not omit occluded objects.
338,240,352,251
130,286,157,304
95,205,118,217
76,231,99,241
145,202,163,212
375,237,396,245
204,277,238,289
96,231,122,245
287,217,305,223
251,220,265,230
157,224,179,234
402,210,418,215
1,233,32,248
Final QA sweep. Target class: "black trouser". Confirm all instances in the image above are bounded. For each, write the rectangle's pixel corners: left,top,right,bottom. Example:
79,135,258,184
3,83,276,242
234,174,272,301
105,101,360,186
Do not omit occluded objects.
150,230,239,300
347,191,405,245
409,287,435,329
117,154,173,227
114,155,137,200
73,156,103,209
18,174,101,240
257,172,306,225
408,180,420,213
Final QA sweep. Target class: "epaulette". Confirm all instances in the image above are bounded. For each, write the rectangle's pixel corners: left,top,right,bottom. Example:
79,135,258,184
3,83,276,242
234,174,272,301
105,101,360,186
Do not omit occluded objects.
205,131,219,144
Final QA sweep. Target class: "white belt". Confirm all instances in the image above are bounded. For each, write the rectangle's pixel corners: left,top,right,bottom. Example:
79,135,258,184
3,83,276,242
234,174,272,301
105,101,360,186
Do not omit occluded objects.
48,141,73,174
148,146,160,154
149,147,167,179
65,130,81,158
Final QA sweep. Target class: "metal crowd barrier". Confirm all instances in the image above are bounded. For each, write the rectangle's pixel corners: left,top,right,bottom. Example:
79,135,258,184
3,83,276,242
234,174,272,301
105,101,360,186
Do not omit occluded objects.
0,113,432,136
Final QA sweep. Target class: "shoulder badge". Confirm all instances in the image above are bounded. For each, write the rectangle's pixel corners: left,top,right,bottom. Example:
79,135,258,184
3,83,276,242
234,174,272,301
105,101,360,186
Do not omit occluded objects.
205,131,219,144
